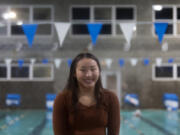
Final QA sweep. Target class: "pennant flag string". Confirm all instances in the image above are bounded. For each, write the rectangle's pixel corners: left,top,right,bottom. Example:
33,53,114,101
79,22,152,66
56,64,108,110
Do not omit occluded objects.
3,57,180,69
67,59,72,68
10,21,170,25
18,59,24,68
42,59,49,64
168,58,174,63
54,58,62,69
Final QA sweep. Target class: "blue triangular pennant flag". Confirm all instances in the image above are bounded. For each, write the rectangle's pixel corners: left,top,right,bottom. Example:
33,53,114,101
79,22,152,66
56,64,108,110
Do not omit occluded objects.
18,59,24,68
42,59,48,64
118,59,125,67
143,58,150,66
87,23,103,45
67,59,72,68
168,58,174,63
154,22,168,44
22,24,38,48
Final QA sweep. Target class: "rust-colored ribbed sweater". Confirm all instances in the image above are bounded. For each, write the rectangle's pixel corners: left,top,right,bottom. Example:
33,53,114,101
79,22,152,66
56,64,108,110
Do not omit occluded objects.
53,89,120,135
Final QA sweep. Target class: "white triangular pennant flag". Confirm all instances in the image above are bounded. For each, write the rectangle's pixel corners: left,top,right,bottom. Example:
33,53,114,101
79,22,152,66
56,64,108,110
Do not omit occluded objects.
119,23,135,45
156,57,162,66
30,58,36,65
105,58,113,68
130,58,138,66
5,58,12,66
54,22,71,47
54,58,62,69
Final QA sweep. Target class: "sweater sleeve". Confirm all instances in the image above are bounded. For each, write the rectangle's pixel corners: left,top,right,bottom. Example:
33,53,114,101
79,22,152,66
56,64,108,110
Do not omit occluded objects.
107,91,120,135
53,92,69,135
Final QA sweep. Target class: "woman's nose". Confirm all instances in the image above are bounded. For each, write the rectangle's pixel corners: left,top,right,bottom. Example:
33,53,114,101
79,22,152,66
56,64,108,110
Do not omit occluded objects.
85,70,92,77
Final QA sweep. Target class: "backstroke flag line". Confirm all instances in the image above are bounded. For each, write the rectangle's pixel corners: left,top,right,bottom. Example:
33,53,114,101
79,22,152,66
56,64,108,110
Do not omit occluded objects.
18,59,24,68
67,59,72,68
87,23,103,46
105,58,113,69
54,58,62,69
30,58,36,65
130,58,138,66
22,24,38,48
154,22,168,44
55,22,71,47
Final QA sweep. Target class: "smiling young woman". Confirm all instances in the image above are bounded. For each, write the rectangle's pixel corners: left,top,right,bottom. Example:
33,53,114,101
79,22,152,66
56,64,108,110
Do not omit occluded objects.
53,52,120,135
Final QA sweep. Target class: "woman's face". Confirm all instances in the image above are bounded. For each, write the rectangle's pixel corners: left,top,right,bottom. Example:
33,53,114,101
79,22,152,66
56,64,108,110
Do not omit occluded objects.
75,58,100,89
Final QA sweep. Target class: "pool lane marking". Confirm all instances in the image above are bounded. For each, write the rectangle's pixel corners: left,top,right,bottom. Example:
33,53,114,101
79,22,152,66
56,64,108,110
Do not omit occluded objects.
139,116,175,135
28,115,46,135
122,116,145,135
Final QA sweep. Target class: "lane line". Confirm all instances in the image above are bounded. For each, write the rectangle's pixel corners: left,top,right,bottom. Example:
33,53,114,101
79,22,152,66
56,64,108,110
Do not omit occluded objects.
28,115,46,135
140,116,175,135
0,112,26,131
121,116,145,135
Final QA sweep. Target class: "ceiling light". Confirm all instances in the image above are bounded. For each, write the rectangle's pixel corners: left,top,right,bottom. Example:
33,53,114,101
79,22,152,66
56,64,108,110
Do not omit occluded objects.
2,13,9,20
17,21,23,25
2,11,16,20
153,5,162,11
9,11,16,19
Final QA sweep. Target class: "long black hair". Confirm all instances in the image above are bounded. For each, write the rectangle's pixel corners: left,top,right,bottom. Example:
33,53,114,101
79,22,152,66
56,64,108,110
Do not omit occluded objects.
64,52,103,108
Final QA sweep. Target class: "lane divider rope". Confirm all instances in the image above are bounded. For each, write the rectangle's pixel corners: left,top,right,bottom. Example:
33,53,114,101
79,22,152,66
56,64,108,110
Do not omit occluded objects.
0,112,27,131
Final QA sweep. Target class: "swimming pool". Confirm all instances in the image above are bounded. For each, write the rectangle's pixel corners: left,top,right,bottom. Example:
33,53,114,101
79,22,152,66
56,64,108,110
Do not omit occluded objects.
0,110,179,135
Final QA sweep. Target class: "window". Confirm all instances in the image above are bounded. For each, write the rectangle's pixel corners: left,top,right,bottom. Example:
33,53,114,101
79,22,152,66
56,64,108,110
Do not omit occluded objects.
94,7,111,21
11,66,29,78
0,7,8,21
0,7,8,35
0,63,54,81
72,24,89,35
10,7,30,22
11,24,24,35
115,6,136,36
0,5,54,36
0,23,7,35
36,24,52,35
33,64,54,80
70,5,136,36
155,8,173,19
0,65,7,78
155,66,173,77
153,6,173,35
33,7,51,21
32,6,53,36
153,64,180,81
72,7,90,20
152,64,174,81
116,7,134,20
152,5,180,36
100,24,112,34
177,66,180,77
177,7,180,35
